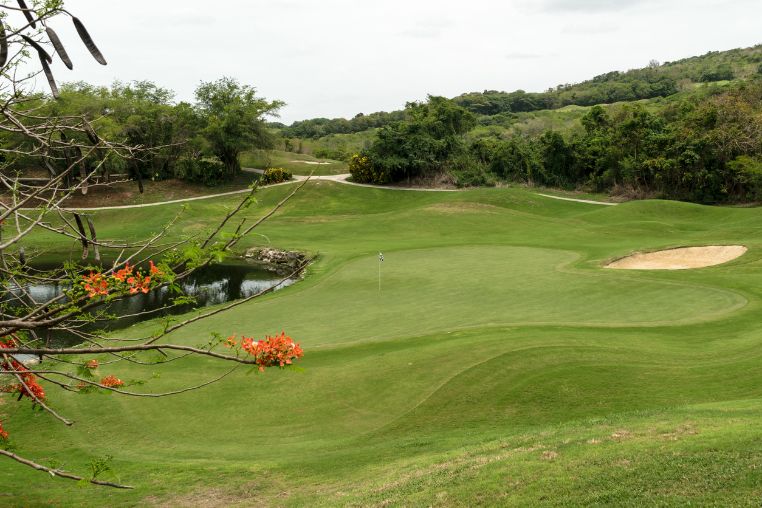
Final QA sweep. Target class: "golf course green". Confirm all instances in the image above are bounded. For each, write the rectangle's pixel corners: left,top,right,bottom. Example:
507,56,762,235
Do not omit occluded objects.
3,181,762,506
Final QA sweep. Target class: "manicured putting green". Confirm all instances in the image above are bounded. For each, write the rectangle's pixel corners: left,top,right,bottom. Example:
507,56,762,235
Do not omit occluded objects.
162,245,746,348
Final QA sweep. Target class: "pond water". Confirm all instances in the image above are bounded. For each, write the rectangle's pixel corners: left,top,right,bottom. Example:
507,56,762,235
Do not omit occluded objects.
5,261,297,346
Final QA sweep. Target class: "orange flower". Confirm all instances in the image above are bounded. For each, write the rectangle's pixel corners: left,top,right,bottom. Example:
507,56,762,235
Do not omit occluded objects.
85,359,98,369
241,332,303,372
112,263,133,282
100,375,124,388
82,272,108,298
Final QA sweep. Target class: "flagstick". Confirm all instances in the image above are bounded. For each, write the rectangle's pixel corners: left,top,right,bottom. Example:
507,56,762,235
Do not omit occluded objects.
378,257,381,292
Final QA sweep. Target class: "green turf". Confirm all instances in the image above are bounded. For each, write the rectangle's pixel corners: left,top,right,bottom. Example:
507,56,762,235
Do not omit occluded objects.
4,182,762,506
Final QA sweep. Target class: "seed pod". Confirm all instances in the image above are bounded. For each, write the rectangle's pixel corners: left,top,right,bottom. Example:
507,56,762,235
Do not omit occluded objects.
17,0,36,29
0,23,8,68
46,27,73,70
73,213,89,260
86,217,100,265
21,34,52,63
43,157,58,177
72,145,88,195
18,247,26,266
39,54,58,98
72,17,107,65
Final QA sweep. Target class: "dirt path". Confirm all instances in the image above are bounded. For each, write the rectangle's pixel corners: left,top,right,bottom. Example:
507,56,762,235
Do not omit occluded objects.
49,170,612,211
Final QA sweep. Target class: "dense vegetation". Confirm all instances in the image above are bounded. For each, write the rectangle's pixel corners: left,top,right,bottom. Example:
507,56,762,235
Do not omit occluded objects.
342,45,762,203
5,78,282,186
473,80,762,202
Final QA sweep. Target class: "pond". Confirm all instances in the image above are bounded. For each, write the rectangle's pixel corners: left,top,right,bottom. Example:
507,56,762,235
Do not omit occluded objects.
5,261,297,347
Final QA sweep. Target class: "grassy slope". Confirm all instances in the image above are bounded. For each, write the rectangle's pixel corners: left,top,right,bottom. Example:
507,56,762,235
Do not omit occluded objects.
4,183,762,506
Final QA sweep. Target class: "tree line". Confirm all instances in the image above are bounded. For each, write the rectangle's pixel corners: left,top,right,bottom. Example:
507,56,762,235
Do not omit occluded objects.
350,79,762,203
6,78,282,186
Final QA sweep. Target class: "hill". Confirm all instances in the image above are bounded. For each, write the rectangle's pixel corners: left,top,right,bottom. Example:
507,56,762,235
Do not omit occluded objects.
279,44,762,142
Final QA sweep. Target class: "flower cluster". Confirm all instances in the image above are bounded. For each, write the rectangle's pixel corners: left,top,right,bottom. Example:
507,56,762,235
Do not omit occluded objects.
82,272,108,298
0,420,7,441
0,337,46,403
227,332,303,372
80,261,165,299
100,375,124,388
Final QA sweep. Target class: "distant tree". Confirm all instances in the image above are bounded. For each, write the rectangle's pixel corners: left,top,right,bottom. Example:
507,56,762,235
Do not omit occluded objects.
194,77,284,175
699,64,735,82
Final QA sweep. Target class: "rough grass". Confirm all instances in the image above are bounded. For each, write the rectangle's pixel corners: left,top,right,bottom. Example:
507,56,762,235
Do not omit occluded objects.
4,182,762,506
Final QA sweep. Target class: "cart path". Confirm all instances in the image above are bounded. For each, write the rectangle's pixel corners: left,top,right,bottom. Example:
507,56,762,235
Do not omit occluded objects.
35,170,615,211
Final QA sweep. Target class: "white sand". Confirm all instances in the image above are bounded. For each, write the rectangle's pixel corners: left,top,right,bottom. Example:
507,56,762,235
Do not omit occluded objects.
291,160,332,165
606,245,747,270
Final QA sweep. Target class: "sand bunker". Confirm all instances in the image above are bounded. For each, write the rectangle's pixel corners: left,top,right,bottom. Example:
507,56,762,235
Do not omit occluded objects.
606,245,747,270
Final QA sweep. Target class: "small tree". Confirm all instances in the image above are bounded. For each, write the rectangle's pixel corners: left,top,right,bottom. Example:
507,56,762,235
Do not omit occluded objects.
0,2,307,488
194,77,284,176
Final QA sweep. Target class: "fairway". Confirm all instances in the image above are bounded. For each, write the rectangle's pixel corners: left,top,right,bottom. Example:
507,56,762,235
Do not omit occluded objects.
4,182,762,506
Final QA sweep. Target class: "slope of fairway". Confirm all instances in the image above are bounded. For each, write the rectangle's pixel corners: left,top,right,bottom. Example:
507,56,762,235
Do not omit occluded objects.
3,182,762,506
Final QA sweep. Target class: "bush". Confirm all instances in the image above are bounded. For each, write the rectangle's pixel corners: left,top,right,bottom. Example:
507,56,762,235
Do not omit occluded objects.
175,158,227,186
699,64,735,82
259,167,292,185
348,153,390,184
447,153,495,187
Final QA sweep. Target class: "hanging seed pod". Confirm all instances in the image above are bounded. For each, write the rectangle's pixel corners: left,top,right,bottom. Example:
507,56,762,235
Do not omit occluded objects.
39,54,59,98
45,27,73,70
72,17,107,65
0,23,8,69
43,157,58,177
18,247,26,266
17,0,36,29
59,131,77,189
72,145,88,195
73,213,89,260
86,217,100,265
21,34,52,63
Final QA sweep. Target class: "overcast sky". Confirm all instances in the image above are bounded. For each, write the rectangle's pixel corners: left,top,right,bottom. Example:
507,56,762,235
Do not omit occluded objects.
38,0,762,124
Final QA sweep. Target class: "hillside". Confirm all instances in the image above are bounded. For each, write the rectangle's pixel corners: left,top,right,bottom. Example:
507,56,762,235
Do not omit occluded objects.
279,44,762,144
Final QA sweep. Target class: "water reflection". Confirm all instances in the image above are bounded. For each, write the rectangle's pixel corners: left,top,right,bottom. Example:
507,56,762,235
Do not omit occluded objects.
5,261,296,346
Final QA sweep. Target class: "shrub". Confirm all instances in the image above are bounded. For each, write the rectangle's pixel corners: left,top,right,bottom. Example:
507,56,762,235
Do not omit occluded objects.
313,148,349,161
175,158,227,187
259,167,292,185
348,153,390,184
